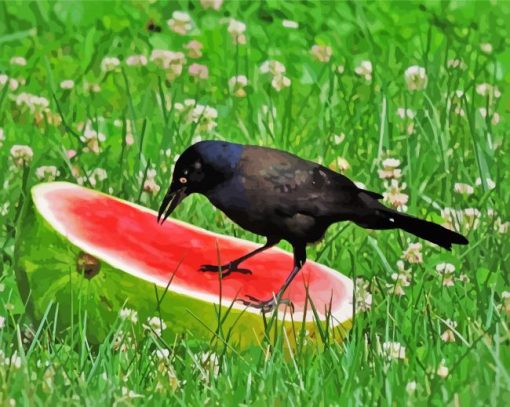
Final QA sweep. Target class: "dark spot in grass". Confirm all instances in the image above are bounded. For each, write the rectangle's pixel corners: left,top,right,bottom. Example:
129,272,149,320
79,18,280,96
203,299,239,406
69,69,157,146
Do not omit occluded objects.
77,251,100,279
146,20,161,33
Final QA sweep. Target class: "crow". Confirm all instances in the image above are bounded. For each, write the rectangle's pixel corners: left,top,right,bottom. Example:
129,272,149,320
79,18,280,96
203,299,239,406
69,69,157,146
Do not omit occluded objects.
158,140,468,312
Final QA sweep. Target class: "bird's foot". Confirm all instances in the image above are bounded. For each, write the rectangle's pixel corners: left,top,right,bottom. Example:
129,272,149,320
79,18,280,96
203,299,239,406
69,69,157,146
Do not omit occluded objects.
237,295,295,313
199,263,252,278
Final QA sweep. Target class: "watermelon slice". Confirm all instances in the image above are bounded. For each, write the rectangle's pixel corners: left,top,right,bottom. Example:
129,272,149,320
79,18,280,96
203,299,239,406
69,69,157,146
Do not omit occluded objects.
14,182,353,348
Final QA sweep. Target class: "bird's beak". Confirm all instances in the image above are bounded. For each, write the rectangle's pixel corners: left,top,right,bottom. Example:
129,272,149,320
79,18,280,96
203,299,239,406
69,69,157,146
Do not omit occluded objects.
157,183,187,225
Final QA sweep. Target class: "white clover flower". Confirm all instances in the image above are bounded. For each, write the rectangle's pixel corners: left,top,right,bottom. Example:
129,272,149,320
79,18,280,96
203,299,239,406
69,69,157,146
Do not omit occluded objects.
147,168,157,179
463,208,481,231
406,381,417,394
101,56,120,72
480,42,493,54
60,79,74,90
92,168,108,182
436,262,456,287
454,182,474,195
143,178,160,194
436,361,449,378
191,105,218,132
447,59,466,70
16,92,50,113
228,75,248,97
387,274,407,296
475,83,501,99
271,74,291,92
454,105,466,117
10,56,27,66
381,341,406,360
479,108,500,125
174,98,196,115
333,133,345,144
10,77,20,90
81,128,106,154
150,49,186,80
11,354,22,369
194,351,220,381
150,50,186,69
355,278,372,312
144,316,167,337
1,74,20,90
10,145,33,167
174,99,218,133
378,157,402,180
3,351,22,369
155,348,170,360
185,40,203,59
387,260,412,296
495,218,509,234
112,332,130,352
167,11,192,35
260,60,286,76
383,179,408,211
121,386,143,399
227,19,246,44
381,158,402,168
35,165,60,181
404,65,427,91
441,207,463,231
261,104,277,117
188,63,209,79
401,242,423,264
0,74,8,88
330,156,350,172
396,108,415,119
79,168,107,187
354,60,372,81
119,308,138,324
310,44,332,63
83,82,101,93
282,19,299,29
440,319,457,343
200,0,223,10
191,135,202,144
42,365,56,393
125,55,148,66
454,89,465,99
499,291,510,315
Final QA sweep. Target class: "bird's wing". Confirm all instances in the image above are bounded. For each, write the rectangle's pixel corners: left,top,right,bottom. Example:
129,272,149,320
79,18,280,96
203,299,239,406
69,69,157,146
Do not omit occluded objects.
241,147,365,219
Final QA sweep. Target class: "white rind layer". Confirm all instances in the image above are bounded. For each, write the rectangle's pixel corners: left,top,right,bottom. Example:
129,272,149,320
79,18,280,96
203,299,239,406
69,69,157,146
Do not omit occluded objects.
32,182,354,325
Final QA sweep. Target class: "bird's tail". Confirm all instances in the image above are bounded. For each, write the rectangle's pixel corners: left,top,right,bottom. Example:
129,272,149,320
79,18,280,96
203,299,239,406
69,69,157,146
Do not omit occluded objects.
390,211,468,250
354,205,468,250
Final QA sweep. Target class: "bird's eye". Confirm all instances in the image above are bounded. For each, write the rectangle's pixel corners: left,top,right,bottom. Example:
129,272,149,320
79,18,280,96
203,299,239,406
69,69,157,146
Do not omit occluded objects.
179,177,187,184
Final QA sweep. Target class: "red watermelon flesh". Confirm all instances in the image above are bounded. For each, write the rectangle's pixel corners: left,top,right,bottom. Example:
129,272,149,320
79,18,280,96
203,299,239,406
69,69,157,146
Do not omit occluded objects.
36,183,352,317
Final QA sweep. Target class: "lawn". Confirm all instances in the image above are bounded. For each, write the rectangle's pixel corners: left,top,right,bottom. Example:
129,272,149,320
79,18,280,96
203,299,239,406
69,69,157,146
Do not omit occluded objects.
1,0,509,405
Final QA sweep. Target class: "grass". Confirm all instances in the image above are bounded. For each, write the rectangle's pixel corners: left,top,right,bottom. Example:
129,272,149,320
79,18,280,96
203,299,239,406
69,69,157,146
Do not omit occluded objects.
1,0,510,405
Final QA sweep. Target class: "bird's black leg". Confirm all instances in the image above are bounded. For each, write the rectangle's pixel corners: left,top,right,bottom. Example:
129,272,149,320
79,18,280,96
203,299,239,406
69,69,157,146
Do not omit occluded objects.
239,242,307,313
199,237,280,278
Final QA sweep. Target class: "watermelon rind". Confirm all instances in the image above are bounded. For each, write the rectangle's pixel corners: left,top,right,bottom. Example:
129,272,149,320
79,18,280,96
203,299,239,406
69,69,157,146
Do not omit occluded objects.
14,182,353,348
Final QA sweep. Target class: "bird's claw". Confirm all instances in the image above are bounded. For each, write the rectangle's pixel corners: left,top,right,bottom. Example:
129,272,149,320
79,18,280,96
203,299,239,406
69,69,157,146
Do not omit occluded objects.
199,263,252,278
237,295,295,313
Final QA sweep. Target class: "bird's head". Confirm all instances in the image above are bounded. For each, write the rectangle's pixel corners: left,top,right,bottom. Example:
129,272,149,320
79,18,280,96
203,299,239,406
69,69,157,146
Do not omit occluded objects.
157,140,242,224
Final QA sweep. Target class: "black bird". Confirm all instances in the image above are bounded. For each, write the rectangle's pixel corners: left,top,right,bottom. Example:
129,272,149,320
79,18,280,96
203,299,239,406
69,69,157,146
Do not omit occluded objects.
158,140,468,312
